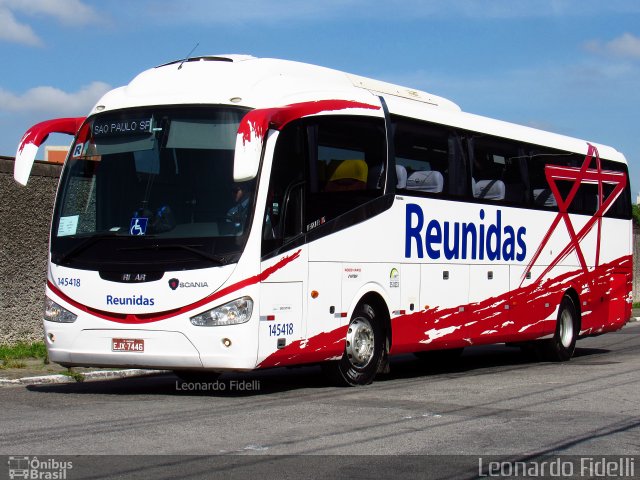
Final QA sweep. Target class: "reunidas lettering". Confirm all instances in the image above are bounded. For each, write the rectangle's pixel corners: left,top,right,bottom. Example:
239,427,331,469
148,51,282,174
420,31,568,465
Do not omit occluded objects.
106,294,155,306
405,204,526,261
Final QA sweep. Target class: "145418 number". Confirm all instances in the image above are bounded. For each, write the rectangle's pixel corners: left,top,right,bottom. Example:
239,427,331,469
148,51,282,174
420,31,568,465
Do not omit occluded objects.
268,323,294,337
57,277,80,287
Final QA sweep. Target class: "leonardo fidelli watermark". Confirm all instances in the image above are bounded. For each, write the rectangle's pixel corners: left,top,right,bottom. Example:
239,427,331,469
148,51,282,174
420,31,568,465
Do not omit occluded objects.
175,379,261,392
478,456,635,478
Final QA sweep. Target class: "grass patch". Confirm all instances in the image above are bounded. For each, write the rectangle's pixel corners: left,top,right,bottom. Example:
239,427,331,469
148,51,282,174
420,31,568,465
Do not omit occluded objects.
0,341,47,361
0,359,27,369
0,342,48,369
634,302,640,309
62,368,85,382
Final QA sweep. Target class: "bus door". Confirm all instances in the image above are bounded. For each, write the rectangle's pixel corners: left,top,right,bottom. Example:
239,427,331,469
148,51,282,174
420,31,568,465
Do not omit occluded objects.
258,126,309,364
258,110,389,362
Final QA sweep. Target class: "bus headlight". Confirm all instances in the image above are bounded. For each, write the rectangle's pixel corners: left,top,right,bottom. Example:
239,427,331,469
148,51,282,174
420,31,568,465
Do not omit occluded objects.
44,297,77,323
190,297,253,327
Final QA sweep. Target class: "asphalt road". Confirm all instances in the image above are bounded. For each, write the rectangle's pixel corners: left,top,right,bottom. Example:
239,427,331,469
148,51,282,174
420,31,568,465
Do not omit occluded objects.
1,323,639,479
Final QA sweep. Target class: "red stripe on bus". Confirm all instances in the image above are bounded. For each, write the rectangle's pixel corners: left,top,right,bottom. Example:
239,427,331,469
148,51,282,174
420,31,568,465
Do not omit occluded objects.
48,249,302,324
256,255,631,368
237,99,380,146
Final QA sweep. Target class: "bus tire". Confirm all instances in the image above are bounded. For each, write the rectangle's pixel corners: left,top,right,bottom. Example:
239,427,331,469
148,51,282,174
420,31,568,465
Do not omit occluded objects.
536,295,579,362
327,303,384,387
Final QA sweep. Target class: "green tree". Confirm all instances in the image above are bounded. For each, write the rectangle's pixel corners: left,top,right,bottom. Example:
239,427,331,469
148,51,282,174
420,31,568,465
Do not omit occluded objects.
633,204,640,226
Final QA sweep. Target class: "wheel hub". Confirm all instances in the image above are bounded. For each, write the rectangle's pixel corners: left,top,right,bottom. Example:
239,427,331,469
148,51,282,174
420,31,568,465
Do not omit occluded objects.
345,317,375,368
559,309,574,348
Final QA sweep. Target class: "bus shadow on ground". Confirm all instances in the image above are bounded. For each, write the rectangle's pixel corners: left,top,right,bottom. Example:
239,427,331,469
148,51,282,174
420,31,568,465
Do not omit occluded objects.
379,344,612,382
25,344,612,397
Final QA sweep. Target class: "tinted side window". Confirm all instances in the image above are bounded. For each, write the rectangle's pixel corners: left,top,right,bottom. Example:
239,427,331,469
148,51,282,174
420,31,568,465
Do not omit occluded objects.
262,123,306,257
599,159,631,219
525,149,630,218
306,116,386,229
470,135,526,205
262,116,387,257
392,116,469,197
527,149,599,215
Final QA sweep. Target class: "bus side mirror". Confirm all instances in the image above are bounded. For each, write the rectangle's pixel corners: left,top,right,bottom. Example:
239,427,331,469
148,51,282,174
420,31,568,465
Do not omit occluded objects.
233,127,263,181
14,117,85,185
233,110,273,182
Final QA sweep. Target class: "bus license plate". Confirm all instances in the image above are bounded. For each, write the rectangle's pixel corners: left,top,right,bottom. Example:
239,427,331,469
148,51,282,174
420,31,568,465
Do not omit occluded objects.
112,338,144,352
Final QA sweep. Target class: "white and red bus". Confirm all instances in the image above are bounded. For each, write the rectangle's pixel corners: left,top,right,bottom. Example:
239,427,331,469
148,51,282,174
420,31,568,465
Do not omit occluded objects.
14,55,633,386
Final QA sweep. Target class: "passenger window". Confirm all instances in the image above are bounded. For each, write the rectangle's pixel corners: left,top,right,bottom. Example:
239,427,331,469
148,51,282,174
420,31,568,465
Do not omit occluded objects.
262,115,387,257
470,136,525,204
527,149,597,214
601,159,631,219
527,149,631,218
392,116,468,197
306,116,385,229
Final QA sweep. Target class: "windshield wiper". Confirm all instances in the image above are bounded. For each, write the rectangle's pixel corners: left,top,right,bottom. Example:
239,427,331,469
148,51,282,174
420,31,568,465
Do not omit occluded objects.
118,244,229,265
55,233,123,265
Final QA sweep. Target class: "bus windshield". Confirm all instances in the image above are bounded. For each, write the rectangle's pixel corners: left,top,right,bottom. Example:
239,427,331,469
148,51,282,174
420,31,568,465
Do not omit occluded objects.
51,106,254,271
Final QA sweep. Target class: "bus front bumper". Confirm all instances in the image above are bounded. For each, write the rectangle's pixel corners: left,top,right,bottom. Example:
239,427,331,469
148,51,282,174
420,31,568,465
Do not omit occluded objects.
45,328,258,371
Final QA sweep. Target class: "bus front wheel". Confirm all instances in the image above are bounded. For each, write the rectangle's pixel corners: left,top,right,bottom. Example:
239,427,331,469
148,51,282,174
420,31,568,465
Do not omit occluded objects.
326,303,384,386
536,295,579,362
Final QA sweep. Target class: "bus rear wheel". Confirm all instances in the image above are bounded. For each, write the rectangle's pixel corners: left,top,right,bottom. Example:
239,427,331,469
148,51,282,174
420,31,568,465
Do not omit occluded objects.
326,303,384,387
536,295,579,362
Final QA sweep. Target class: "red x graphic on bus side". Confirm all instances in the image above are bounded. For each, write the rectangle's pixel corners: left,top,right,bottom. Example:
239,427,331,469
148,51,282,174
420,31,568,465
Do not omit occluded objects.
522,144,627,287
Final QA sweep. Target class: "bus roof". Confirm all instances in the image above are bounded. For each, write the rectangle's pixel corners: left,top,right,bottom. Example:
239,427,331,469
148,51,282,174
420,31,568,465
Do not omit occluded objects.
90,54,626,164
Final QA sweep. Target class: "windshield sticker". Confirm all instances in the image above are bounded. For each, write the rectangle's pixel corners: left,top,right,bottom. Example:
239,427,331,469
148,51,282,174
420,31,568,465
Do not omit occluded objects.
93,118,152,137
72,141,88,158
72,143,82,157
129,217,148,236
57,215,79,237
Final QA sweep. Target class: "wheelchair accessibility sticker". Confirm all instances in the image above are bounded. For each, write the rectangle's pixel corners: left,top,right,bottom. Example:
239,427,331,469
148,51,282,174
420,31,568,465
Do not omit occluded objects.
130,217,148,236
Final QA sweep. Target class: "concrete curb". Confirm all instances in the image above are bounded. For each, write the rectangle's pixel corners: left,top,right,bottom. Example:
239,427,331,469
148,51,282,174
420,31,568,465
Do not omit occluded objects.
0,369,167,386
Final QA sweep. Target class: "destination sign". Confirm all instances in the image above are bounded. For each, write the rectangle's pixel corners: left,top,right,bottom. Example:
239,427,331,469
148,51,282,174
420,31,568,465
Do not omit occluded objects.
93,118,153,137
